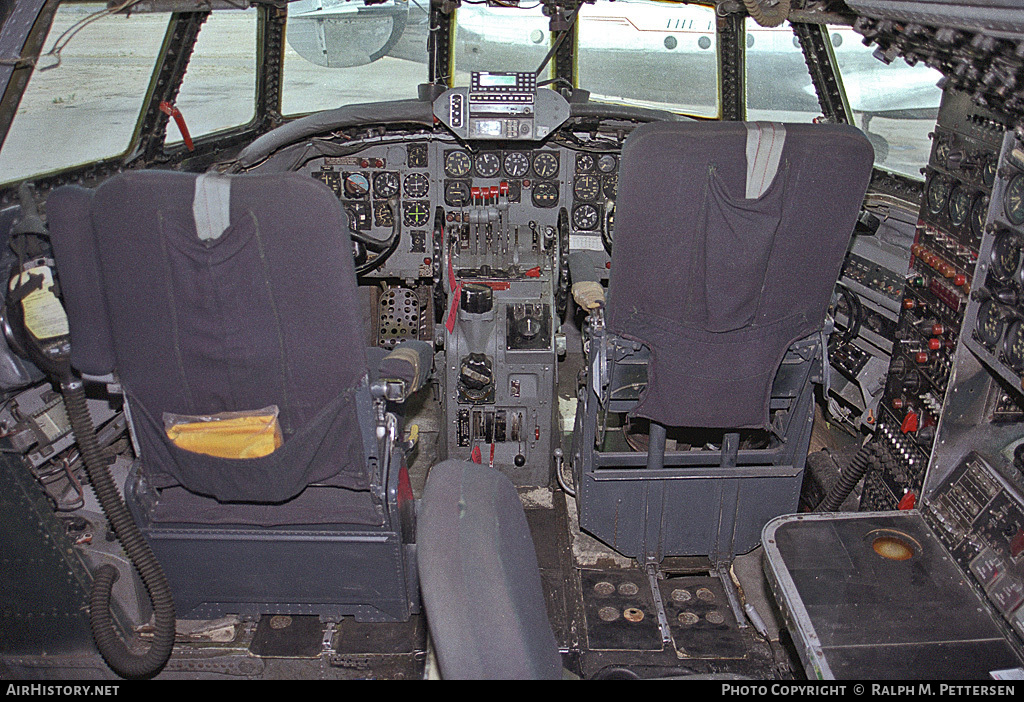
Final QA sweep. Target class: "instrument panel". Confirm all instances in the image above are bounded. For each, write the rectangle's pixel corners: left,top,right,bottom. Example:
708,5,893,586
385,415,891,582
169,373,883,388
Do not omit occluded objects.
300,138,616,282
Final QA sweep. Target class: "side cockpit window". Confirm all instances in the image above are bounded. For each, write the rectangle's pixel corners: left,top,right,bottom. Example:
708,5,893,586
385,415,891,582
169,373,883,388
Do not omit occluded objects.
830,26,943,179
167,7,258,145
0,3,168,183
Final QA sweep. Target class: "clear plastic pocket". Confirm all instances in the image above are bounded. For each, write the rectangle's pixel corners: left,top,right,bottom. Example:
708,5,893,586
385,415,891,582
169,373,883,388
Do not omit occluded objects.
164,405,284,459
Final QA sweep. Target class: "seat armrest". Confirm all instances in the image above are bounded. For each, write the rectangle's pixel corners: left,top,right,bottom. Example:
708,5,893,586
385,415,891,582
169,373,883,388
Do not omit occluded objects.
376,340,432,401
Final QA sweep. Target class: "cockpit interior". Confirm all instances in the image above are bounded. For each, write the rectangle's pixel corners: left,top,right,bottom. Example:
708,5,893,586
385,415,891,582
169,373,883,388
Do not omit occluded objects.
4,0,1024,682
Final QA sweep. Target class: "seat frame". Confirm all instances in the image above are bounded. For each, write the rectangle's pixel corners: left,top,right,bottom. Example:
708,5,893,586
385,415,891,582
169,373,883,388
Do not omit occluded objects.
117,375,419,622
571,308,824,565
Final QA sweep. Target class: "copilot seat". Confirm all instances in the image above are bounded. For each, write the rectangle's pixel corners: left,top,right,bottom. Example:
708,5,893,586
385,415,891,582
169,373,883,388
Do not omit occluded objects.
571,121,874,564
47,170,430,621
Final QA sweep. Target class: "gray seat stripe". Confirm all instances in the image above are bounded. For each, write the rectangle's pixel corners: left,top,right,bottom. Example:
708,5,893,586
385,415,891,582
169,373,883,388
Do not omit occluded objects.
193,173,232,241
745,122,787,198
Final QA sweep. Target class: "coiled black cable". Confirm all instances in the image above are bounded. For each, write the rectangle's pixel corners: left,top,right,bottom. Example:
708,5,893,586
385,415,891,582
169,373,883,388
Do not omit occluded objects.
63,379,176,679
815,443,878,513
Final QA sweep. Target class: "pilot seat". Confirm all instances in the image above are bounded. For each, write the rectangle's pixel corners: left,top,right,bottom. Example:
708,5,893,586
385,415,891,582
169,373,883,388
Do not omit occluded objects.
46,170,430,622
571,121,874,564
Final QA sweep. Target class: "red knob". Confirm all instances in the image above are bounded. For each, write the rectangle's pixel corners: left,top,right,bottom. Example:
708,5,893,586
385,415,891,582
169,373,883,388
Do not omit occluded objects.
915,352,929,364
954,274,967,287
898,492,917,510
932,324,945,336
929,338,941,351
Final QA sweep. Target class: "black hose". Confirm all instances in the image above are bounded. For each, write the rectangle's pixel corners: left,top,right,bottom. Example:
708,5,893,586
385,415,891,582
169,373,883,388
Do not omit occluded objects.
815,443,878,513
355,196,401,276
62,380,176,679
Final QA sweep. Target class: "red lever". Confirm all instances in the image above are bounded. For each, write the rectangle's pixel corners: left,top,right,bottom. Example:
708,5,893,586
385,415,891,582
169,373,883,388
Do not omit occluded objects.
901,410,919,434
159,101,194,152
897,492,916,510
397,466,414,507
445,282,462,334
524,267,541,277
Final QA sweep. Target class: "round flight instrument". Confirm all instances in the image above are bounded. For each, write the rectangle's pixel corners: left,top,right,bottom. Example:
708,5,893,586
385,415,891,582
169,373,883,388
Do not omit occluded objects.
404,172,429,198
532,152,559,179
971,194,989,239
948,185,970,227
444,150,472,178
343,173,369,198
444,181,470,208
374,201,394,228
597,154,617,173
474,152,501,178
925,175,950,215
603,173,618,200
990,229,1022,282
403,201,430,227
977,299,1008,349
984,159,997,189
572,204,599,231
1003,319,1024,371
576,153,595,173
531,180,559,208
574,175,601,202
934,140,950,168
373,171,399,198
1005,173,1024,225
503,152,530,178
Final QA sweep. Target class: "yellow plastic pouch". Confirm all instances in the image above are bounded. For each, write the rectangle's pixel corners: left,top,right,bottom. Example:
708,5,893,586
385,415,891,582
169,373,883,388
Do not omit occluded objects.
164,405,283,459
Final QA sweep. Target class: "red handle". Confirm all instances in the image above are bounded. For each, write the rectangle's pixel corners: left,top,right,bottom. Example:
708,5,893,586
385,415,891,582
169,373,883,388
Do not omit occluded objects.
159,101,194,152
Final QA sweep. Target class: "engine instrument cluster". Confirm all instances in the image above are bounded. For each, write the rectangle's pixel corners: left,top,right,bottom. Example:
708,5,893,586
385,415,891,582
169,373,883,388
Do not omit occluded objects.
962,130,1024,394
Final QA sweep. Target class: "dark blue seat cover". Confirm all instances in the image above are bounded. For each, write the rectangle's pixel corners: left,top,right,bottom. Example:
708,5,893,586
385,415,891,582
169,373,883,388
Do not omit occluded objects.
47,171,371,510
607,121,874,429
